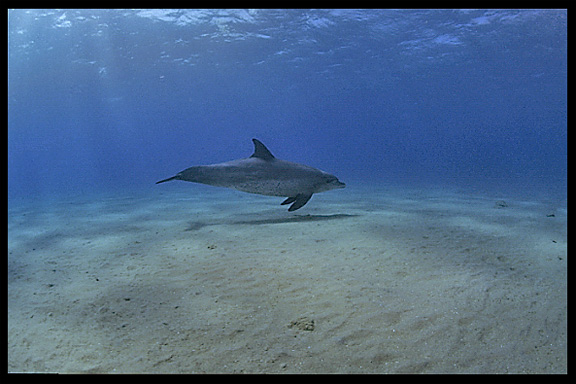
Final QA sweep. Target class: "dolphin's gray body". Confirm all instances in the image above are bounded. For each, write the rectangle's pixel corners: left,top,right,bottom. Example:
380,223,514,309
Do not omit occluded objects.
156,139,345,211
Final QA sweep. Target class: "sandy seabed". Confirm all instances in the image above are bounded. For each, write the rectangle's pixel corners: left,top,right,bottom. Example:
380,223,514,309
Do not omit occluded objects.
8,184,567,373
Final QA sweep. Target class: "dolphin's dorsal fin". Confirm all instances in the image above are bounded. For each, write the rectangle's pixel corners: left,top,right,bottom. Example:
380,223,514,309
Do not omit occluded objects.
250,138,275,160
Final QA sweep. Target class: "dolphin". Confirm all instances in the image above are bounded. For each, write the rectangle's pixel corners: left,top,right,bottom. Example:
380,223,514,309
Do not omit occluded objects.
156,139,345,211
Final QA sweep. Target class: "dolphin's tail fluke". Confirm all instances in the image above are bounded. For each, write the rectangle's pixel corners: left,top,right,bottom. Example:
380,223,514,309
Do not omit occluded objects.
156,175,179,184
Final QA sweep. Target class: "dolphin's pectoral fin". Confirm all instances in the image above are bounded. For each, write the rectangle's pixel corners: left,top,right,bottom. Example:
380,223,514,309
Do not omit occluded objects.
281,196,297,205
285,193,313,212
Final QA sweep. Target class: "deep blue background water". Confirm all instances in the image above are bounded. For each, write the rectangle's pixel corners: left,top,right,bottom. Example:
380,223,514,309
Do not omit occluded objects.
8,9,567,203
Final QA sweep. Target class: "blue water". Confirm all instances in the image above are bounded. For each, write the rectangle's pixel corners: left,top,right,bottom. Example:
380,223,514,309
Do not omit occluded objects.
8,9,567,203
